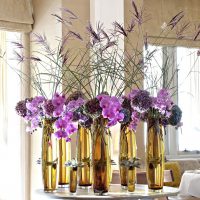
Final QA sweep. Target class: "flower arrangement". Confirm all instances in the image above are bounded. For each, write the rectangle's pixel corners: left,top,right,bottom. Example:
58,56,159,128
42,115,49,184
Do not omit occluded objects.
13,1,191,140
125,88,182,130
13,0,200,193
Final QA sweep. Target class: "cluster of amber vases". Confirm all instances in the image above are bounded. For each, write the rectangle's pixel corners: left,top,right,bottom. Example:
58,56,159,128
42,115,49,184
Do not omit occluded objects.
42,119,71,192
119,118,164,191
41,117,164,193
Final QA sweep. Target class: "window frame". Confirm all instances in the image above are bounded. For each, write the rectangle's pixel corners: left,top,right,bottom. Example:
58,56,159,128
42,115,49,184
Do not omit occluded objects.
145,44,200,159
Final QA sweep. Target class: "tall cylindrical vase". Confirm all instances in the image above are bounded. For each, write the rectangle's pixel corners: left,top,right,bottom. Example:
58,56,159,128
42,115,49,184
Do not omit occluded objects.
77,125,92,187
119,125,137,192
42,119,57,192
146,118,164,190
92,117,111,194
58,139,71,186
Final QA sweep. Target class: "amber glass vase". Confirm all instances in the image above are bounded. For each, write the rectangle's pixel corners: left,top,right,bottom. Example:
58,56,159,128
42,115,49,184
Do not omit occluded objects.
69,167,78,193
146,118,164,190
77,125,92,187
92,117,111,194
119,125,137,192
42,119,57,192
58,139,71,186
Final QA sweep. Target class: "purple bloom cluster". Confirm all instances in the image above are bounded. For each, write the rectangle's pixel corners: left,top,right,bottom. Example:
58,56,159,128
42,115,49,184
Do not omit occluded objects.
66,98,85,112
54,112,78,142
84,98,102,118
130,89,153,112
152,89,173,116
15,91,85,137
25,96,45,132
97,94,124,127
127,88,182,128
51,93,66,117
16,88,182,140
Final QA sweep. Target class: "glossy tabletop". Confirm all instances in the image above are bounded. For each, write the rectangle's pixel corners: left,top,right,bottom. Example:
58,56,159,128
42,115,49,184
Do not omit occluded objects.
37,184,179,199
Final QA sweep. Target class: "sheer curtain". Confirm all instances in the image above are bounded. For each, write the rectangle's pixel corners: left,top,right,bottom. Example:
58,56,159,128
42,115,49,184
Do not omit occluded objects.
0,31,30,200
0,0,33,199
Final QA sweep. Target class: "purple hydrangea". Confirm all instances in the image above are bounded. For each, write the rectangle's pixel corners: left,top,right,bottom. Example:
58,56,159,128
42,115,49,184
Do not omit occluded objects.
168,104,182,126
130,89,153,112
84,98,102,118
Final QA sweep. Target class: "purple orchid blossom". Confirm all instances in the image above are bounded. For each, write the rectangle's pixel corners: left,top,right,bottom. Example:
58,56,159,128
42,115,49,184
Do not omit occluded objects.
97,94,124,127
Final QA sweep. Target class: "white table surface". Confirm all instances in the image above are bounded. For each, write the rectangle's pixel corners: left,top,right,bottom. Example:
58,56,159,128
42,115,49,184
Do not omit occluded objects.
36,184,179,199
179,170,200,198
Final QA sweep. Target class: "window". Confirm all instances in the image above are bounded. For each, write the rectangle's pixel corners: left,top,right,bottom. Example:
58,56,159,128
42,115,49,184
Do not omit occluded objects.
0,31,23,200
144,45,200,156
178,47,200,152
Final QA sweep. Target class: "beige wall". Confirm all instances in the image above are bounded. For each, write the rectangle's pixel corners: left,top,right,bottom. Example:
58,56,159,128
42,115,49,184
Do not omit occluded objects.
61,0,90,158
